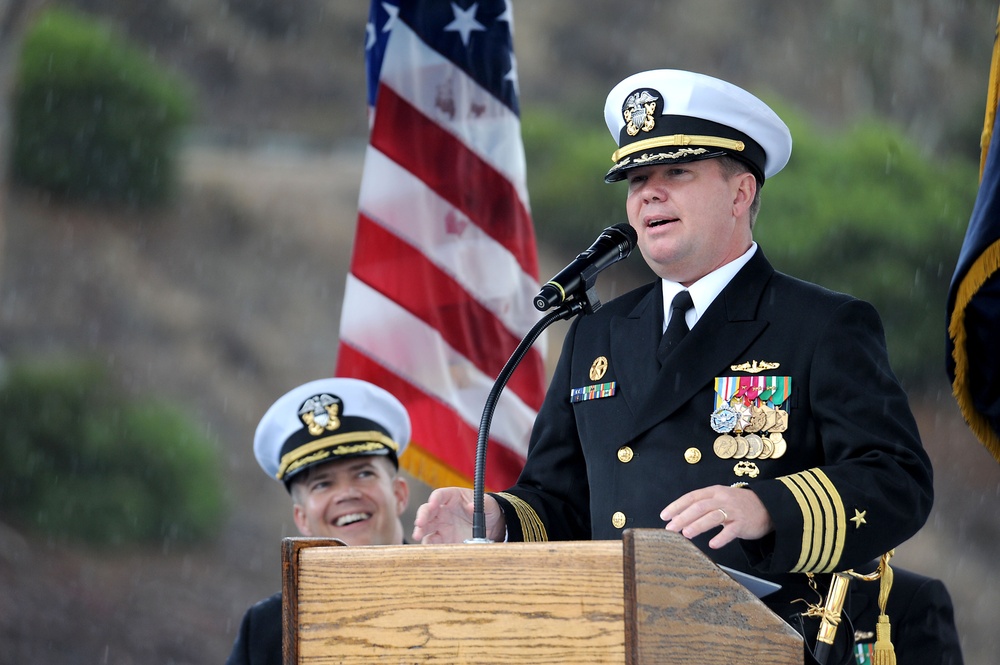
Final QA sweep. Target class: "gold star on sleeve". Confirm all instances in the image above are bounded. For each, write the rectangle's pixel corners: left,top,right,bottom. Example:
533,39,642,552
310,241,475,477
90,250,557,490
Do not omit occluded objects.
850,509,867,528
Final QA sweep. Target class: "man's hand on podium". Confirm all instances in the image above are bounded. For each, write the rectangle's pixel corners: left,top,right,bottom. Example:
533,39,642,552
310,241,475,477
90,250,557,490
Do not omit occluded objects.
413,487,507,543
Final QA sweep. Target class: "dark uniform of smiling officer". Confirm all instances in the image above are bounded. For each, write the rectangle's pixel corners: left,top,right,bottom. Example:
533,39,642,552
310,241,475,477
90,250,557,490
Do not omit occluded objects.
226,378,411,665
413,70,961,663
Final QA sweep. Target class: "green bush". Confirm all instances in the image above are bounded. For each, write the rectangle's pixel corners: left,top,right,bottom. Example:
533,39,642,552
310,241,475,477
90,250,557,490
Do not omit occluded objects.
522,103,978,388
756,110,977,388
522,109,626,244
9,8,193,205
0,357,225,547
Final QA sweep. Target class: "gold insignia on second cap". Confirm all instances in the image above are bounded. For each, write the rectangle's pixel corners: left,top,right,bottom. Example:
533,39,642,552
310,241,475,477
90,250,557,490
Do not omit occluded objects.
590,356,609,381
298,393,342,435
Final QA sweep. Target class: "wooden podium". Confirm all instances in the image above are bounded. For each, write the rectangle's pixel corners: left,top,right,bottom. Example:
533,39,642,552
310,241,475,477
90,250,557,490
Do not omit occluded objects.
282,529,803,664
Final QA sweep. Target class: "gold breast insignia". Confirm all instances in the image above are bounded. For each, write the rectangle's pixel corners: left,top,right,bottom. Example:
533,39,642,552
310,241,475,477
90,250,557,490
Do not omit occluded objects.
730,360,780,374
590,356,609,381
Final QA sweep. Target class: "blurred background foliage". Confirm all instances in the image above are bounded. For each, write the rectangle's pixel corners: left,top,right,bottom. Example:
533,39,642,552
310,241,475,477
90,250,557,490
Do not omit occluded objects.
0,0,983,544
0,357,225,547
1,8,206,548
0,1,997,661
523,104,979,388
0,2,979,544
9,7,193,206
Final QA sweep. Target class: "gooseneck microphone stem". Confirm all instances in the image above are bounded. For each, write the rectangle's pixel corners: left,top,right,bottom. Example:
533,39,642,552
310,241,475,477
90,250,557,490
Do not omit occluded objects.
468,222,636,543
469,299,586,543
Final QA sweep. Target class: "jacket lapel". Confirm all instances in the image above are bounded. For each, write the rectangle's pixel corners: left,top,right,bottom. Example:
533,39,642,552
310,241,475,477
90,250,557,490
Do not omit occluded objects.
620,250,776,439
610,282,663,417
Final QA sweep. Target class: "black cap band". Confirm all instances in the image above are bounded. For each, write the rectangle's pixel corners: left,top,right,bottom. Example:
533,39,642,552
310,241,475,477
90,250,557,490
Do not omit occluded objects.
277,415,398,481
607,114,766,184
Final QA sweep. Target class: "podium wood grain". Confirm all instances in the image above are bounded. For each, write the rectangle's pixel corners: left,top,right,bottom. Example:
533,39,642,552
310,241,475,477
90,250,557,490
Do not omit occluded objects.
624,529,802,664
287,539,625,663
283,531,803,664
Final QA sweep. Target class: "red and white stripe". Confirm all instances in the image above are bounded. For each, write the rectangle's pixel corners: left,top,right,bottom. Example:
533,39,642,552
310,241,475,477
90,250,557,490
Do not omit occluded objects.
338,19,544,490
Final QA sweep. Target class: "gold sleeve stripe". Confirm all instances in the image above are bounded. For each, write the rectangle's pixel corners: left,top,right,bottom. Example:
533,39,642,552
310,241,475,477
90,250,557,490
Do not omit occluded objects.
797,471,840,572
779,474,815,572
811,469,848,570
790,472,829,571
778,469,846,573
495,492,548,542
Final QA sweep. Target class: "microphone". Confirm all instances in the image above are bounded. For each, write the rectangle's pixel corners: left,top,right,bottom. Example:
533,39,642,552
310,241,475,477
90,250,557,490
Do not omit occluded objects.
534,223,637,311
470,223,636,542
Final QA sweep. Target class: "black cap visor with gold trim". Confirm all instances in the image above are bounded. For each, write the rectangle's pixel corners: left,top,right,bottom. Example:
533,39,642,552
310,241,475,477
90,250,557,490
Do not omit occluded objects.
605,114,766,185
277,415,399,486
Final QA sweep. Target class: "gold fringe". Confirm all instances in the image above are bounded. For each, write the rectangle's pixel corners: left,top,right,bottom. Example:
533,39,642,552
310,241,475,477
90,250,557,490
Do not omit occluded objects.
845,551,897,664
947,238,1000,464
872,614,896,665
872,553,896,665
982,6,1000,179
399,444,472,490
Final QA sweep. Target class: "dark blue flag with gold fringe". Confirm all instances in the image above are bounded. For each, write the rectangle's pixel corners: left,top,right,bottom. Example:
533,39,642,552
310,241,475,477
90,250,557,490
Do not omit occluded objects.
946,5,1000,464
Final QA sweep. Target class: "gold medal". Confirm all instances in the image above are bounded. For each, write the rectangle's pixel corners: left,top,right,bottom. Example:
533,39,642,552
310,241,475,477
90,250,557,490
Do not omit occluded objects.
769,432,787,458
761,405,777,432
714,434,738,459
714,374,791,466
758,434,774,459
771,408,788,433
746,406,766,433
733,434,749,459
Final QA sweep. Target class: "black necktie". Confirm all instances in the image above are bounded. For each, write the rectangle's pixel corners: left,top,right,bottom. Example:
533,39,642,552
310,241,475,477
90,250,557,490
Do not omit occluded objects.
658,290,693,362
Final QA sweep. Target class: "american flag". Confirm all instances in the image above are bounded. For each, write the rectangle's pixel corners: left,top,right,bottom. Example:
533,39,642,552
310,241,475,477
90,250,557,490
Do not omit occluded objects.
337,0,546,490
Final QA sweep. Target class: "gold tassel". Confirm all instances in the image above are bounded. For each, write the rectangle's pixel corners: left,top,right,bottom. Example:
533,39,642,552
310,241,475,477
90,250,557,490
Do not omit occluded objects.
871,553,895,665
872,615,895,665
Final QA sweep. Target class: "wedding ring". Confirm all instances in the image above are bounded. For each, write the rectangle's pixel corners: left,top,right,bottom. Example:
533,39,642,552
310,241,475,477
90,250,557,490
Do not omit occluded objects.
717,508,728,524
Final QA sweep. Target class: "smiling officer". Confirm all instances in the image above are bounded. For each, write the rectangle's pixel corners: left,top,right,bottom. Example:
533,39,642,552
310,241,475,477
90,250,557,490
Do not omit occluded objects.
227,377,411,665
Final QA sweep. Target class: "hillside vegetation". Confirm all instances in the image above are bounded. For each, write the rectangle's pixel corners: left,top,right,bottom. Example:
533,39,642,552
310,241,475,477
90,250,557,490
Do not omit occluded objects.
2,1,999,662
